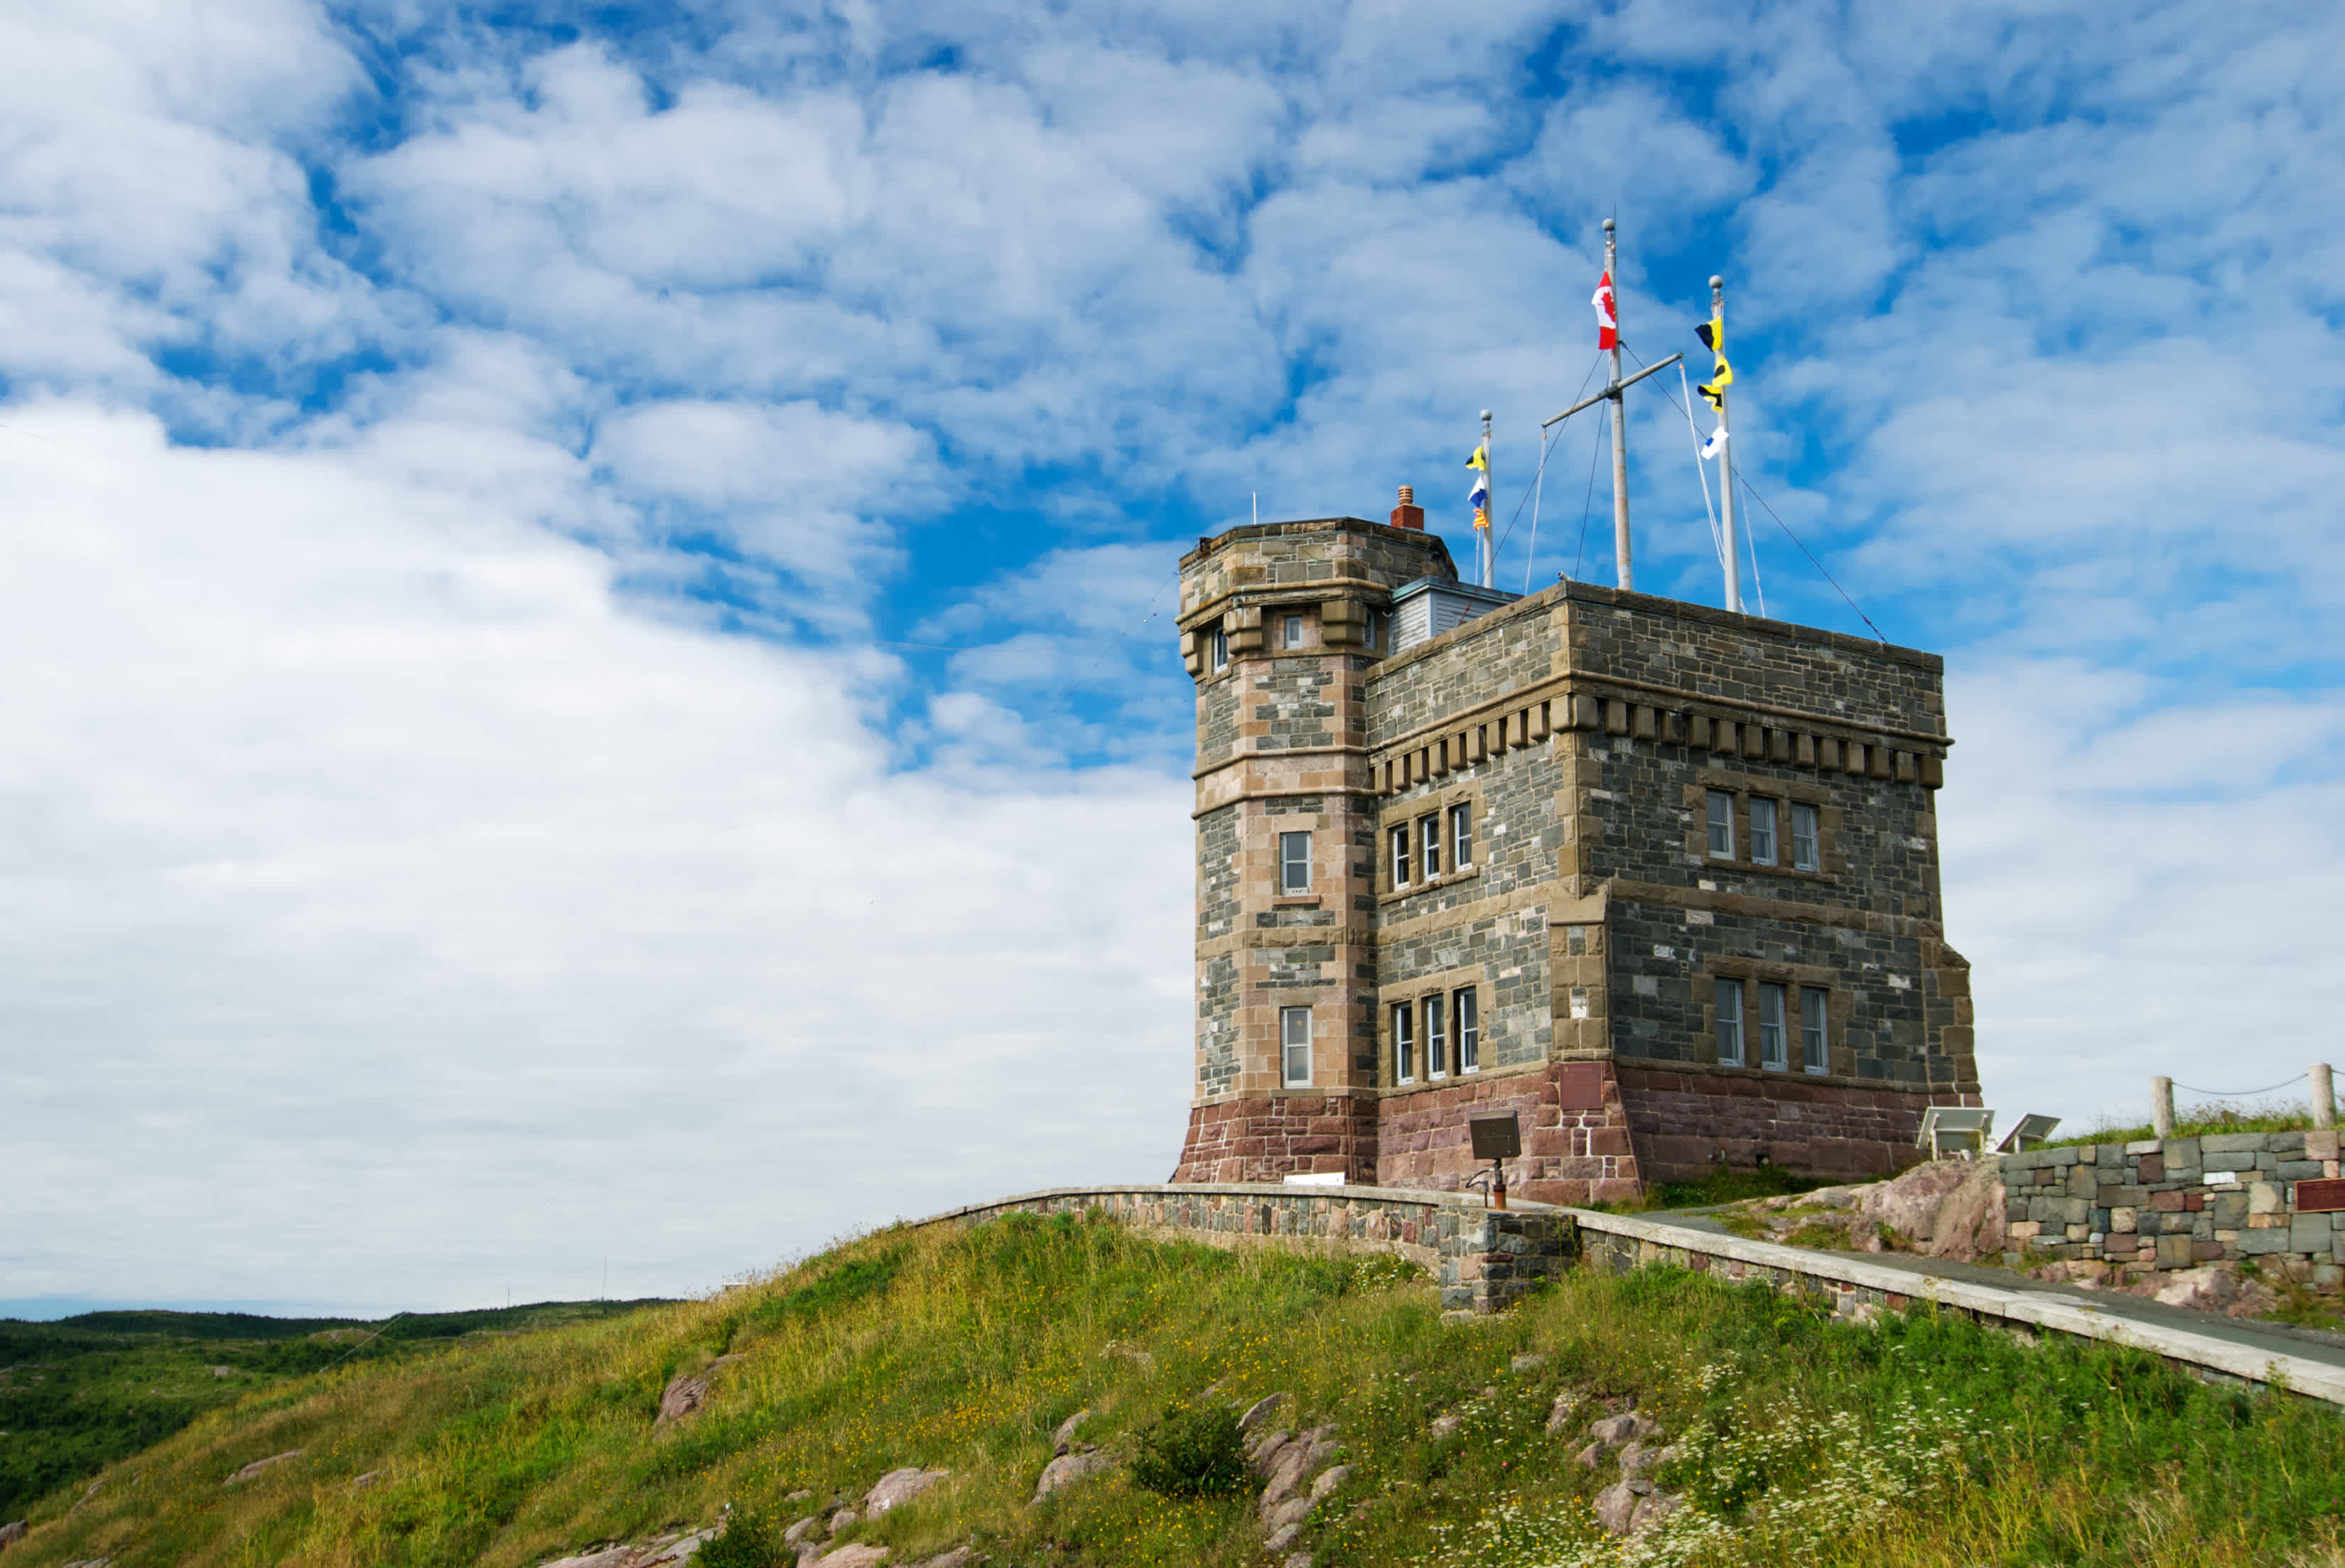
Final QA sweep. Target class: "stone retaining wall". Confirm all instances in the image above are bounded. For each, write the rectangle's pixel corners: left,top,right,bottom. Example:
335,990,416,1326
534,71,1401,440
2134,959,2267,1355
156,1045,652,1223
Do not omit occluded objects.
2000,1132,2345,1287
926,1184,1572,1317
1571,1209,2345,1405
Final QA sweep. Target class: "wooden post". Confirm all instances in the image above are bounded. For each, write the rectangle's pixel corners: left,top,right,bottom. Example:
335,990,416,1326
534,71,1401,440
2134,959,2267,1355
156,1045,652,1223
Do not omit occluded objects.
2151,1076,2176,1139
2314,1064,2336,1131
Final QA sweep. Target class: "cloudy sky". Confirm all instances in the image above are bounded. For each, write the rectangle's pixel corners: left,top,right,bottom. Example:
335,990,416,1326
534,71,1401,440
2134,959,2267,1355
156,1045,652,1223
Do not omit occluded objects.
3,0,2340,1316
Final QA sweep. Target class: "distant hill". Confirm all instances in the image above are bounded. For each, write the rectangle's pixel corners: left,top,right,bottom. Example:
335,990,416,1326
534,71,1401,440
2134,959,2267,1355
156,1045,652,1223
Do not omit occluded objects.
2,1216,2340,1568
0,1299,670,1518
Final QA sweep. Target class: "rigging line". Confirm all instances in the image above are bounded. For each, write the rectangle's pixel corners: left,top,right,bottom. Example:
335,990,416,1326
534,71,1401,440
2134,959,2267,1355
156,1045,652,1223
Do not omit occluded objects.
2173,1075,2321,1100
1524,426,1553,595
1745,480,1768,620
1676,360,1727,571
1493,423,1556,580
1572,415,1607,580
1623,341,1890,645
1492,352,1604,564
1733,474,1887,645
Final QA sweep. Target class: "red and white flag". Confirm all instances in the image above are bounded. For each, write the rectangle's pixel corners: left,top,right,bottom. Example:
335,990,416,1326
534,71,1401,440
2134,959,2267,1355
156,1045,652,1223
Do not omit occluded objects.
1592,269,1618,350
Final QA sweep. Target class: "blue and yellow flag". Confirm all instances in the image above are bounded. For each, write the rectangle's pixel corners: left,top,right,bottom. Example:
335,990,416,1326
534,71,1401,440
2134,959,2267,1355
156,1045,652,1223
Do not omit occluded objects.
1465,440,1490,530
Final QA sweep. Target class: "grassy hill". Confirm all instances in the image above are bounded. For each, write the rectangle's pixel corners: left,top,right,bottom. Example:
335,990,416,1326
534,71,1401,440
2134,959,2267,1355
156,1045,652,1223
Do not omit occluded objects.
0,1299,667,1523
4,1212,2342,1567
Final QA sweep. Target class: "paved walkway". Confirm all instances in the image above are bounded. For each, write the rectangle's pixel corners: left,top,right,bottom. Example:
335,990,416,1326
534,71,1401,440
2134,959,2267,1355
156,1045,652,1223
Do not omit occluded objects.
1577,1208,2345,1403
1653,1209,2345,1373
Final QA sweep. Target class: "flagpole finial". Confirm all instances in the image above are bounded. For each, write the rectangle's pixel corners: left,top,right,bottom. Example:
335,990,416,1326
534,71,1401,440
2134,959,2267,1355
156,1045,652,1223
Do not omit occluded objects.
1602,217,1615,233
1479,409,1492,422
1710,274,1723,288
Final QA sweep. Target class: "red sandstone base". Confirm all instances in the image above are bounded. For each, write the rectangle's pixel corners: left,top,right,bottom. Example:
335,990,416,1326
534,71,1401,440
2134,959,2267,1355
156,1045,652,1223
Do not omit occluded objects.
1170,1063,1980,1199
1170,1093,1379,1184
1615,1065,1973,1184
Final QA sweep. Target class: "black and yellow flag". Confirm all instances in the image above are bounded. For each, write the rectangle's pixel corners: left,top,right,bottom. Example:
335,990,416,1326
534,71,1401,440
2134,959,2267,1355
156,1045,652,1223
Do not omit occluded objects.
1696,313,1732,409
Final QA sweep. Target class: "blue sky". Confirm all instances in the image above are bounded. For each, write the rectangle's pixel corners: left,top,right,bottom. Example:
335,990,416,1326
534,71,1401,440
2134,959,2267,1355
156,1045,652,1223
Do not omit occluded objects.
1,0,2341,1314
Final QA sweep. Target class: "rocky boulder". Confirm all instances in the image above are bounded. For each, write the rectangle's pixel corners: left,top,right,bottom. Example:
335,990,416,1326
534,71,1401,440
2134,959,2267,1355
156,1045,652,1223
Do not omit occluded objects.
862,1469,947,1516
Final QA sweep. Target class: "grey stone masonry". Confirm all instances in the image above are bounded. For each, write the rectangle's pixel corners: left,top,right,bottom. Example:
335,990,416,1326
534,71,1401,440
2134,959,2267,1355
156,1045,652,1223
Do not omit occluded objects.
2000,1130,2345,1289
934,1184,1573,1316
1174,508,1974,1196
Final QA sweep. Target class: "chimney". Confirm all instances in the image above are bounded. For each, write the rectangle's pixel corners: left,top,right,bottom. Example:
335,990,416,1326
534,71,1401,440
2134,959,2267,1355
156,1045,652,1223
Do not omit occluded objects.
1390,485,1424,531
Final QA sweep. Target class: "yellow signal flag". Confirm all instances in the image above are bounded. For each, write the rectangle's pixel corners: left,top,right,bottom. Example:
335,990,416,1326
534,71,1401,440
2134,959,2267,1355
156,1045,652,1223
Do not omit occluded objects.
1696,313,1733,411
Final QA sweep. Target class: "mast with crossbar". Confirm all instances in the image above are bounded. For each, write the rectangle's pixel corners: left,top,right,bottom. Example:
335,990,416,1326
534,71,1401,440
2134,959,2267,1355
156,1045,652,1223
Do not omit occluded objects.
1543,217,1680,593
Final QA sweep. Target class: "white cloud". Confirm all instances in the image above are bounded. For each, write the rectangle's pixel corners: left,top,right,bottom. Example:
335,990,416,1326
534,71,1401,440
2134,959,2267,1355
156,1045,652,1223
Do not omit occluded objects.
1943,661,2345,1132
4,0,2345,1309
0,404,1191,1307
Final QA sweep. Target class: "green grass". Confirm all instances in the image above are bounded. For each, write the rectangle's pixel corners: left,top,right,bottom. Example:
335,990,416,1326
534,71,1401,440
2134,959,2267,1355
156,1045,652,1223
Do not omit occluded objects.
2043,1099,2333,1150
1590,1162,1837,1213
4,1214,2342,1568
0,1300,667,1521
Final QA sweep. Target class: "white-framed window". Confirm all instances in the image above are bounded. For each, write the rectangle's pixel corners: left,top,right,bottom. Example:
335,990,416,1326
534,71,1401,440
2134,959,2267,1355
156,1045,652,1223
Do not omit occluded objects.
1706,789,1735,858
1757,982,1789,1070
1455,988,1479,1072
1282,612,1306,649
1209,626,1228,671
1419,814,1441,877
1791,803,1820,872
1715,978,1745,1066
1390,825,1411,887
1425,995,1448,1078
1281,1006,1311,1086
1750,797,1778,867
1278,830,1311,894
1391,1002,1416,1083
1800,987,1829,1074
1449,803,1472,869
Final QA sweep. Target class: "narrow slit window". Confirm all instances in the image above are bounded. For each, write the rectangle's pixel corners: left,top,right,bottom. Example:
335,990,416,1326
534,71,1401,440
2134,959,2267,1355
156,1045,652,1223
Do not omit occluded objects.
1282,613,1306,649
1281,1006,1311,1086
1419,814,1441,877
1390,825,1411,887
1209,625,1228,671
1455,988,1479,1073
1450,802,1472,869
1750,797,1778,866
1801,987,1829,1074
1791,802,1820,872
1757,982,1788,1070
1368,608,1389,649
1706,789,1735,858
1715,978,1745,1066
1278,830,1311,894
1424,995,1448,1079
1392,1002,1415,1084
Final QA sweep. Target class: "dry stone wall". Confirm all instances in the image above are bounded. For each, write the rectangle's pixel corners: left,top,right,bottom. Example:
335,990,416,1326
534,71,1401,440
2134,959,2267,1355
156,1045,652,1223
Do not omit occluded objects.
2002,1132,2345,1286
934,1184,1572,1317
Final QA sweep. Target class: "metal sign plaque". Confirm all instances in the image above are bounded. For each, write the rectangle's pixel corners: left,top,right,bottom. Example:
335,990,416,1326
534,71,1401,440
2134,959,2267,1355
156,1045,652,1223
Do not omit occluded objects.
1469,1113,1521,1160
2297,1178,2345,1214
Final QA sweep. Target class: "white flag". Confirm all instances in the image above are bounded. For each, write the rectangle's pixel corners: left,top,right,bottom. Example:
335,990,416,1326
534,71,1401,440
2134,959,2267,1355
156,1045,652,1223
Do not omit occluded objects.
1700,424,1729,461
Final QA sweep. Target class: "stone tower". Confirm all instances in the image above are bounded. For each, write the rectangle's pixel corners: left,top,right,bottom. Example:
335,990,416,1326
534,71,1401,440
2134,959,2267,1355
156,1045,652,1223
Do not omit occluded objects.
1171,499,1979,1201
1172,495,1450,1184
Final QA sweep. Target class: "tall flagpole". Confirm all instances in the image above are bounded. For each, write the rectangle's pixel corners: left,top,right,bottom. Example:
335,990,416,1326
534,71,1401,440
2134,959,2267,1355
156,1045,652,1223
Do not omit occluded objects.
1712,274,1740,615
1605,219,1632,592
1479,409,1494,588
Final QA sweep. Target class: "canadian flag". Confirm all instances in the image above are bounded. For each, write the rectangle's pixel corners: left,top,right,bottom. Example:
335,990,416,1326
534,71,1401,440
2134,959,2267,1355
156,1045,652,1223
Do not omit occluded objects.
1592,270,1618,350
